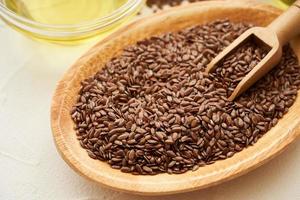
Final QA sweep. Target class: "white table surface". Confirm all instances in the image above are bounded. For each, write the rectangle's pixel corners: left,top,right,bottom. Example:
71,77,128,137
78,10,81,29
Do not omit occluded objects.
0,6,300,200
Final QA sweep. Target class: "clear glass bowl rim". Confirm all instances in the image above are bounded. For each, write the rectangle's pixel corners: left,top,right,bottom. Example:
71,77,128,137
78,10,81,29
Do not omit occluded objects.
0,0,143,37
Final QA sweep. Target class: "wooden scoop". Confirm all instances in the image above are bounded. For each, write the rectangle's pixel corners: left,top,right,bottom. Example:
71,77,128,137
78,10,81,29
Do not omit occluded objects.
206,0,300,101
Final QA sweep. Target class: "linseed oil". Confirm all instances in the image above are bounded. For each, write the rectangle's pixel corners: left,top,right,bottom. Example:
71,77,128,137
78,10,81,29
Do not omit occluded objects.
269,0,295,9
4,0,128,25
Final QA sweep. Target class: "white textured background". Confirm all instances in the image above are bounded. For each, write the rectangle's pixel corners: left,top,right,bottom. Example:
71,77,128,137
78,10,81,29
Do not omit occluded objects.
0,4,300,199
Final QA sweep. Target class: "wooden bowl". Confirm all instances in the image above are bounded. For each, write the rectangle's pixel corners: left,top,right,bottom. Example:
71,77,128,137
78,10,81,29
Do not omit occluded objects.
51,0,300,195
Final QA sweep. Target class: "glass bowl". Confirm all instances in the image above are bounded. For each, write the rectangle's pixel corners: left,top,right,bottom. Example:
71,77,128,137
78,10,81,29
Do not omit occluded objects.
0,0,144,42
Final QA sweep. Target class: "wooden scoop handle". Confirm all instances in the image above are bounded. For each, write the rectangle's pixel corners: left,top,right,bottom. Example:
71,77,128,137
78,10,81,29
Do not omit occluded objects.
268,0,300,45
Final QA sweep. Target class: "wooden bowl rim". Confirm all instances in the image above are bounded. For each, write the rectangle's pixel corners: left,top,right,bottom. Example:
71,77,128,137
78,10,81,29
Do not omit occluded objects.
51,0,300,195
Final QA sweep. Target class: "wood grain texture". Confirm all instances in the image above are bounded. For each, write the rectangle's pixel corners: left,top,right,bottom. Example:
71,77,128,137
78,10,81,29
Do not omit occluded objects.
51,1,300,195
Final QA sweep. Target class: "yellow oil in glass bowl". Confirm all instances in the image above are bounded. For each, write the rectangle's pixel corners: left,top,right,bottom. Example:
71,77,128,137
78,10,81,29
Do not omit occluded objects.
0,0,144,43
4,0,127,25
269,0,295,9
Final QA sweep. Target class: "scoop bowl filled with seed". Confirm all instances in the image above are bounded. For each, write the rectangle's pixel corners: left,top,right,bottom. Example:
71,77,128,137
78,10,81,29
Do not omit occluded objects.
51,0,300,195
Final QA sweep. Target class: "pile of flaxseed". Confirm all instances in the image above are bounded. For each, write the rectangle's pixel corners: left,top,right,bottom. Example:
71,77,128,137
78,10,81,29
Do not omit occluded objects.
71,20,300,175
213,39,269,96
